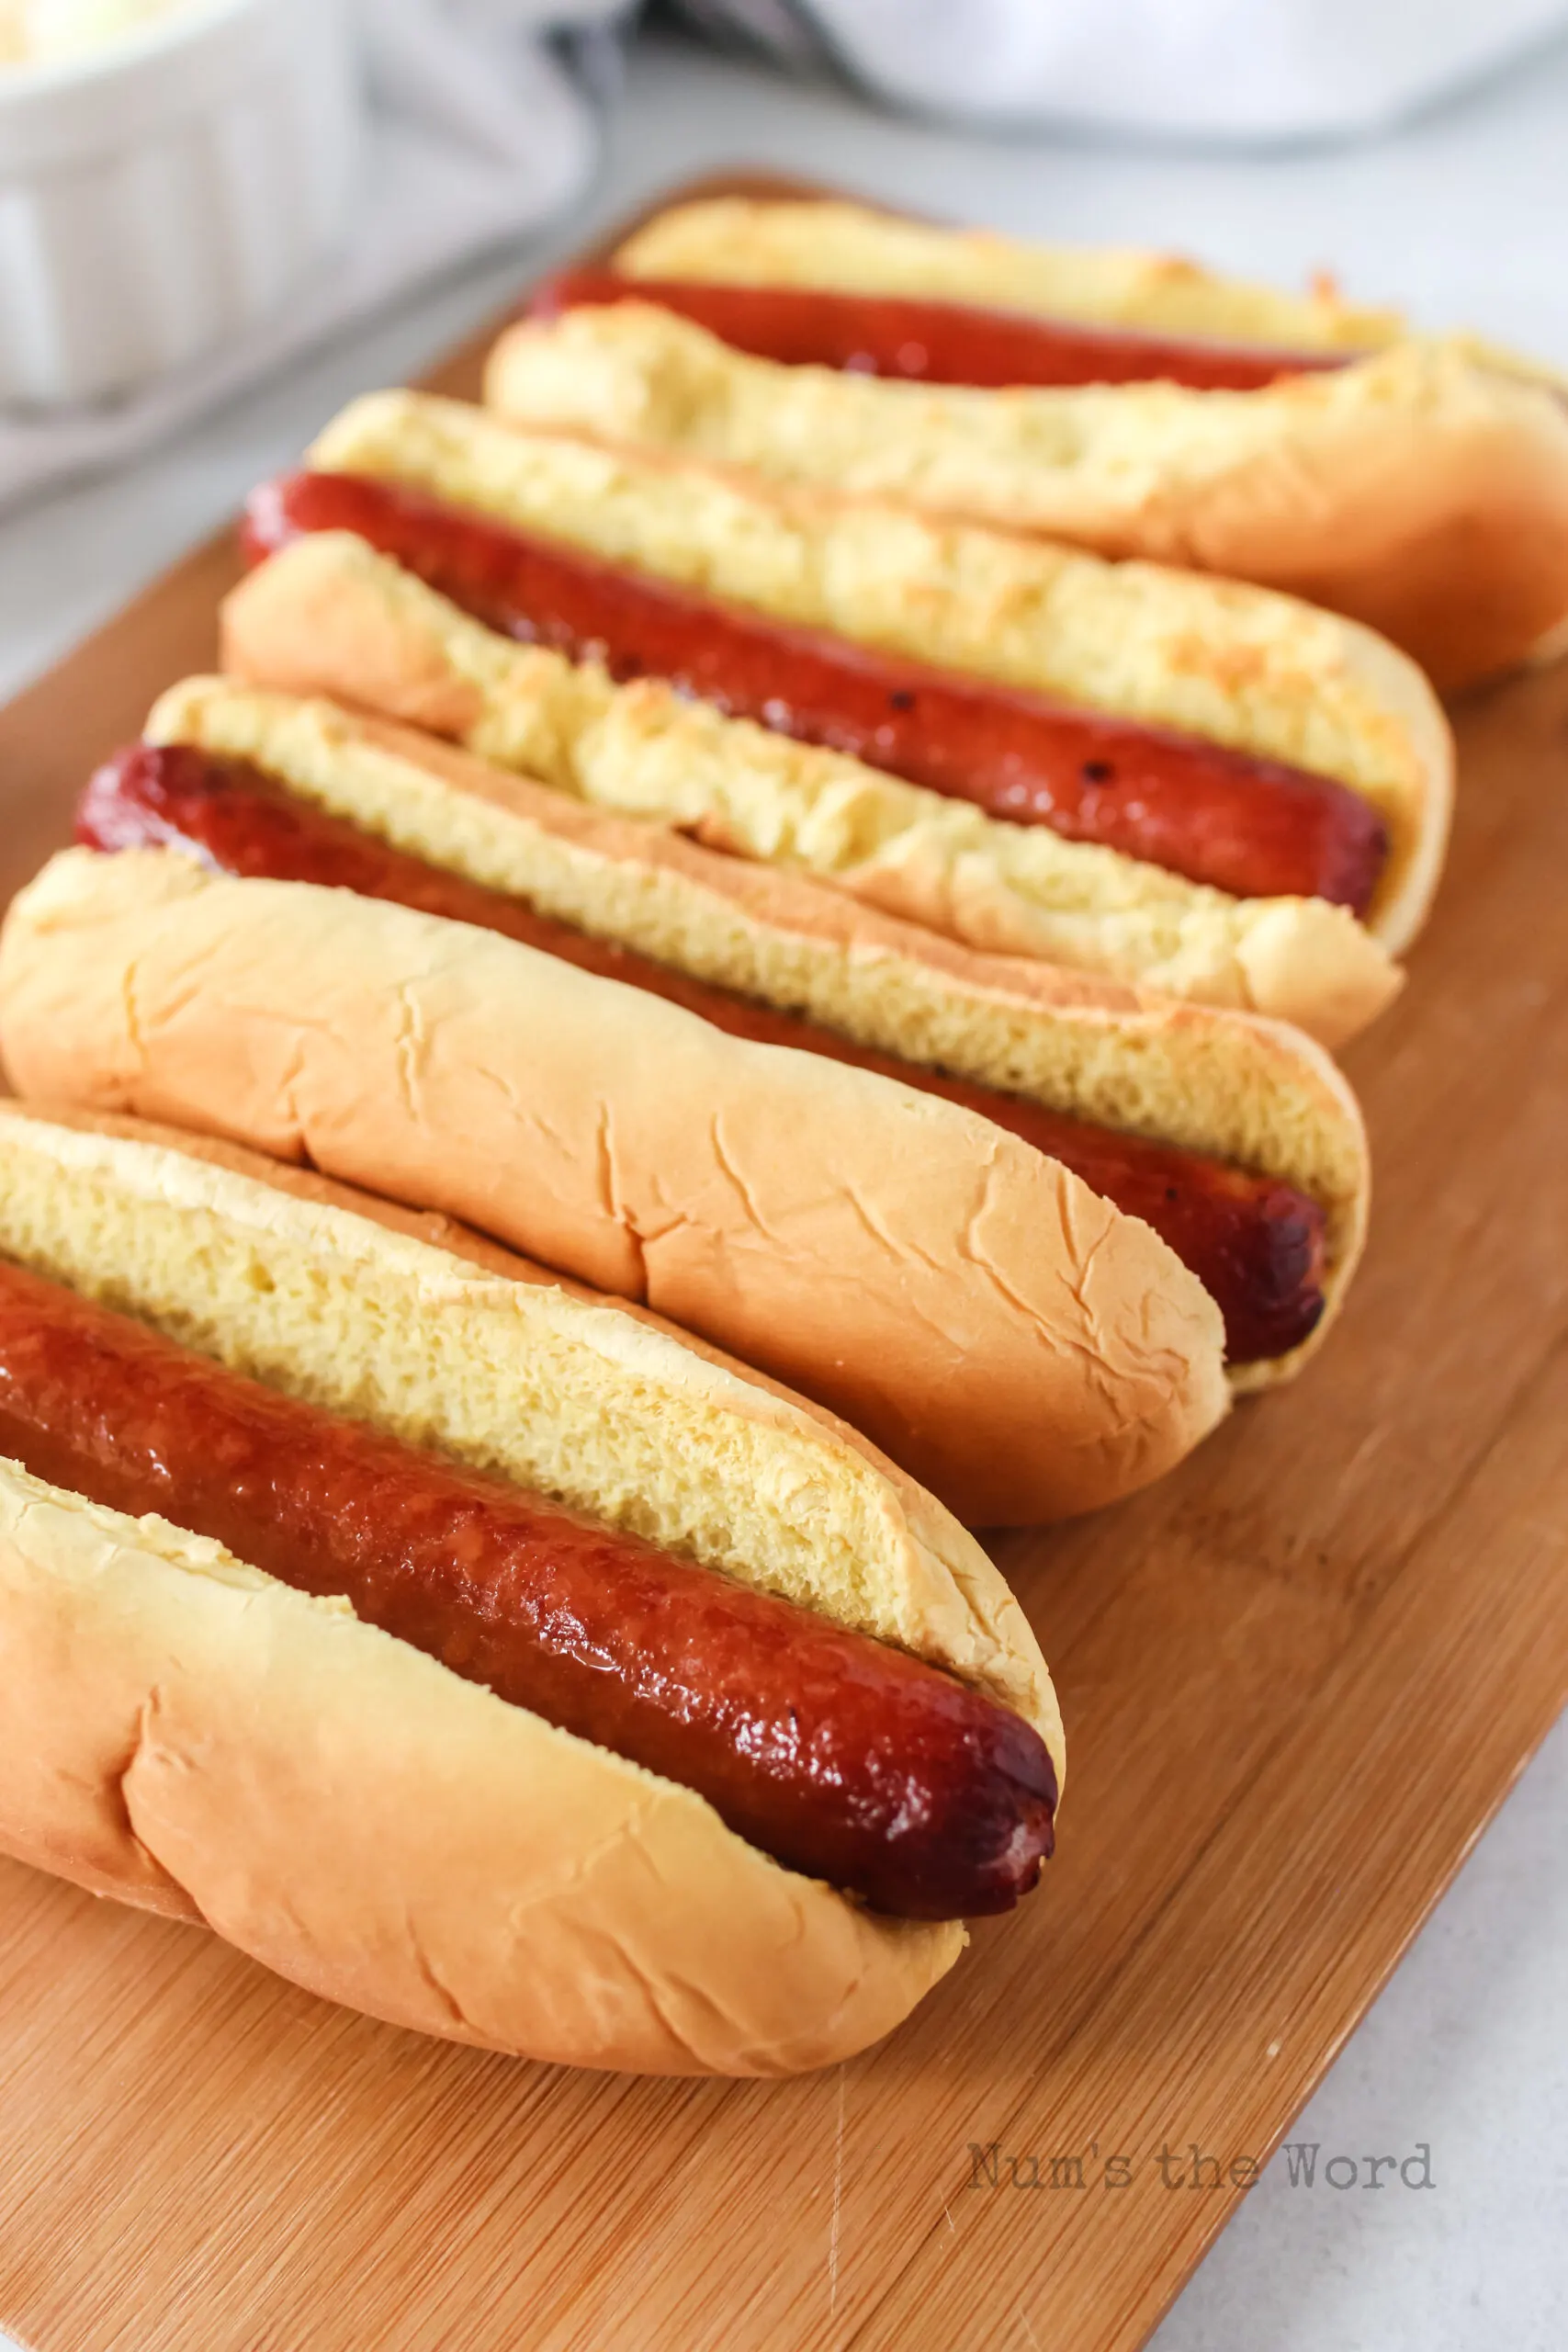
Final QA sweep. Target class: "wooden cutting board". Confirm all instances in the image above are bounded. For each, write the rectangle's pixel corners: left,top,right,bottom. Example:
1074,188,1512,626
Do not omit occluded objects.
1,175,1565,2352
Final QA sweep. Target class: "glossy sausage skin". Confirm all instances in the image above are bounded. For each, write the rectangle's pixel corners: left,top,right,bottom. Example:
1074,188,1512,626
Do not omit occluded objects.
79,744,1329,1364
0,1257,1057,1919
527,266,1353,394
244,470,1389,916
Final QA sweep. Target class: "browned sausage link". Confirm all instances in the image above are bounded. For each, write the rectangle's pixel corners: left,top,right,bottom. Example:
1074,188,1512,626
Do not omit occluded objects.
243,470,1389,916
0,1258,1056,1918
78,744,1329,1363
528,266,1353,393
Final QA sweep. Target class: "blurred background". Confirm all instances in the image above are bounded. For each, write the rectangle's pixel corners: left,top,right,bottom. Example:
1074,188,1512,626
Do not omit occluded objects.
5,0,1568,479
7,0,1568,683
4,0,1564,681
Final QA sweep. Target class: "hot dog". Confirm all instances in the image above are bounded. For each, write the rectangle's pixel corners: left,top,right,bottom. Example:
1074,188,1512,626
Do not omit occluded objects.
497,199,1568,690
0,1103,1063,2069
245,466,1389,914
613,198,1404,376
77,730,1334,1368
0,831,1237,1526
231,393,1454,1046
85,670,1367,1395
0,1260,1055,1922
527,264,1353,394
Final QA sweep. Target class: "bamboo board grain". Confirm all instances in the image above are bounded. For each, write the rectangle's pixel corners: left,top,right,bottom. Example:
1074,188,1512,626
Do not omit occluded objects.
1,174,1566,2352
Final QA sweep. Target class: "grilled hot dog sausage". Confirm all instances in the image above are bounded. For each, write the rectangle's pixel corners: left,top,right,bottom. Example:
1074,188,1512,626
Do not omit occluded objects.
0,1257,1056,1918
528,266,1352,394
79,743,1329,1364
243,469,1389,916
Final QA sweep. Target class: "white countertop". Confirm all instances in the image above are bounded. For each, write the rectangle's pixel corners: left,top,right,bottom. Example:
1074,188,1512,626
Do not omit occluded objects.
1,27,1564,2351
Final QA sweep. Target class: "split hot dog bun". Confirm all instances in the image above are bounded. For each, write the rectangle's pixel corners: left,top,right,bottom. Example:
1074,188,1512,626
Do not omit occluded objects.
614,197,1405,356
256,388,1455,1039
225,532,1402,1048
312,392,1450,947
0,1102,1062,2074
0,843,1232,1526
130,671,1369,1396
489,229,1568,691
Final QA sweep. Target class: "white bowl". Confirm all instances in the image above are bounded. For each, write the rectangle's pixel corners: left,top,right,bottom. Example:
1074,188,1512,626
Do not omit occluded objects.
0,0,365,409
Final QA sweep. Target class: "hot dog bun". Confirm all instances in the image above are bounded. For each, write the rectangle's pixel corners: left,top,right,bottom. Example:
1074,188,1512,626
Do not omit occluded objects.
312,390,1450,950
141,670,1370,1395
484,291,1568,693
0,1101,1066,2072
615,197,1404,355
0,848,1231,1525
285,389,1452,995
225,530,1404,1047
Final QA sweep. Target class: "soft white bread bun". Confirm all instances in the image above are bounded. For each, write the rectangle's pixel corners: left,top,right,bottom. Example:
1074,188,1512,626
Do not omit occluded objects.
0,1102,1066,2072
0,851,1230,1524
225,533,1402,1047
307,390,1452,960
144,670,1370,1396
615,198,1404,354
484,300,1568,694
616,198,1561,410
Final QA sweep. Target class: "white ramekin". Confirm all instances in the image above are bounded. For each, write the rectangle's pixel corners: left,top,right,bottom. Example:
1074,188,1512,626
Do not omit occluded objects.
0,0,365,409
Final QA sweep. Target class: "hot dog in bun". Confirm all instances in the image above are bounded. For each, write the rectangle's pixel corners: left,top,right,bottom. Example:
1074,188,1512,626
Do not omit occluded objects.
234,392,1453,1047
500,196,1568,689
75,672,1371,1408
0,1104,1063,2073
0,826,1238,1526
